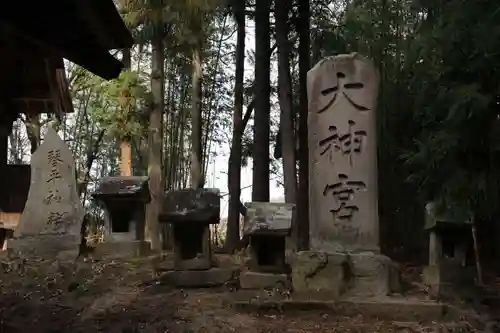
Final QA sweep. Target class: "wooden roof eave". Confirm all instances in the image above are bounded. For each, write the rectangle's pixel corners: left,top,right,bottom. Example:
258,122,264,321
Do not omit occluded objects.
0,1,133,80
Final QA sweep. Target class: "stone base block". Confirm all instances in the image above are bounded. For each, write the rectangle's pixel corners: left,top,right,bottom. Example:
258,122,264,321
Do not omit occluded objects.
8,234,81,261
422,263,475,294
175,257,211,271
288,251,399,298
289,251,349,297
233,296,450,322
93,240,151,259
161,268,236,288
239,271,289,289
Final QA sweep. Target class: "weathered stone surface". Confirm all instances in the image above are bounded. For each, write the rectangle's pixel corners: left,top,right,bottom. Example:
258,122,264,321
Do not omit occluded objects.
288,251,351,297
288,251,395,298
239,271,289,289
233,296,449,322
348,252,391,297
160,188,220,224
10,127,83,260
243,202,294,236
160,268,236,288
175,257,211,271
422,262,475,294
424,201,471,230
92,176,149,200
92,240,151,259
308,53,380,253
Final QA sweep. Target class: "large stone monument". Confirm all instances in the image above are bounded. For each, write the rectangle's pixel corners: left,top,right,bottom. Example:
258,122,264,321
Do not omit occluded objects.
9,127,84,260
308,53,379,253
290,53,398,297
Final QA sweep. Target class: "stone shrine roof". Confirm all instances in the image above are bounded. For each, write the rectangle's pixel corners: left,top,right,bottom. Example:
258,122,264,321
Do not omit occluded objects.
159,188,220,224
243,202,294,236
92,176,149,201
424,202,471,230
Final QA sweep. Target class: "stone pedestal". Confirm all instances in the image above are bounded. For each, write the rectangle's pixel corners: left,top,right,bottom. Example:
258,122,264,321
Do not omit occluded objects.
239,271,289,289
289,251,399,298
160,188,233,288
161,268,235,288
91,176,150,258
93,240,151,259
240,202,293,289
423,202,474,294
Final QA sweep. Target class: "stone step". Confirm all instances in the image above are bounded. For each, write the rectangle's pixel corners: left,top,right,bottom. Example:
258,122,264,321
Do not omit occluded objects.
233,296,452,322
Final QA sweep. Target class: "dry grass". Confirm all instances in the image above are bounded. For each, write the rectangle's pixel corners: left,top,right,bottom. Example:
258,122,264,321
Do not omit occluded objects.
0,256,484,332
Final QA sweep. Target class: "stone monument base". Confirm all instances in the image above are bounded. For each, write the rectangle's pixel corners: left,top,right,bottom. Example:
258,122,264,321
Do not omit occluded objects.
288,251,400,298
93,240,151,259
160,268,236,288
8,234,81,261
239,271,289,289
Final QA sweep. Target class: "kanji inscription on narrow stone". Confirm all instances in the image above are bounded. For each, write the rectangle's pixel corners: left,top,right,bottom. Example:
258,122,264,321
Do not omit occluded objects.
308,53,380,253
10,127,84,259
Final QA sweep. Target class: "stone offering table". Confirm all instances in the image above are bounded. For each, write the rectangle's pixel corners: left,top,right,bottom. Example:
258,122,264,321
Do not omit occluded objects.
239,202,294,289
422,202,475,294
91,176,151,258
159,188,235,287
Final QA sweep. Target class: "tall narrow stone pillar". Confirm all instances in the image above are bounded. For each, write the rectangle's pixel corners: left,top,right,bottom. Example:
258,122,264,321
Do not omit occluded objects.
307,53,380,253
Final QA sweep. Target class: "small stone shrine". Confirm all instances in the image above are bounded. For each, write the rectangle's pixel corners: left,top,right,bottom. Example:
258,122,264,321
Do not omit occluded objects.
159,188,234,287
9,127,84,260
292,53,399,298
239,202,294,289
422,202,474,294
91,176,151,258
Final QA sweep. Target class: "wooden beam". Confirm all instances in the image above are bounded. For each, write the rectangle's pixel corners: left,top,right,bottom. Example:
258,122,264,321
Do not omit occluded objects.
0,19,124,80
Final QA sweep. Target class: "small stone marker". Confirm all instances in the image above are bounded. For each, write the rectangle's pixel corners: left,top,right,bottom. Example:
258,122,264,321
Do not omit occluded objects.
308,53,380,253
9,127,84,260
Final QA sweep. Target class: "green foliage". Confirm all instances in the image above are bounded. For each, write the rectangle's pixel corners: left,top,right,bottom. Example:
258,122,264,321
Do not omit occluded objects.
94,71,150,140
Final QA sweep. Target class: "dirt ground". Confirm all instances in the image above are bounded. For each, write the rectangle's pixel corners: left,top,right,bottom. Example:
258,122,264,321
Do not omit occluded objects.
0,257,486,332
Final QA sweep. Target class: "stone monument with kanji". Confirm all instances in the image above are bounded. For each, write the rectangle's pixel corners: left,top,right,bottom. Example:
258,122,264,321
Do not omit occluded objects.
9,127,84,260
289,53,399,297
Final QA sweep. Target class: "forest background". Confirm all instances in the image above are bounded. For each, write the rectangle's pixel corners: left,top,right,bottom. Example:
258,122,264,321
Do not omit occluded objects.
8,0,500,265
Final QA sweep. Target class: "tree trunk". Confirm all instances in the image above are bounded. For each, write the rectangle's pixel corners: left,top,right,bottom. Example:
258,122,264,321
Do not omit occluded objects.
226,0,246,253
252,0,271,202
296,0,310,250
120,137,132,176
120,48,132,177
276,0,297,204
25,112,41,155
190,47,204,189
146,31,164,252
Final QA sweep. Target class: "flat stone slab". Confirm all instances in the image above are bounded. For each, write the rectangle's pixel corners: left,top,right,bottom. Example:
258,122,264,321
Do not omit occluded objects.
175,257,211,271
92,241,151,259
233,293,451,322
239,271,289,289
160,268,236,288
243,202,294,236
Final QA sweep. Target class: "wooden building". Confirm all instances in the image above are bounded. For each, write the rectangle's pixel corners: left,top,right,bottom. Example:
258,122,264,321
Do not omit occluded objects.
0,1,133,247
